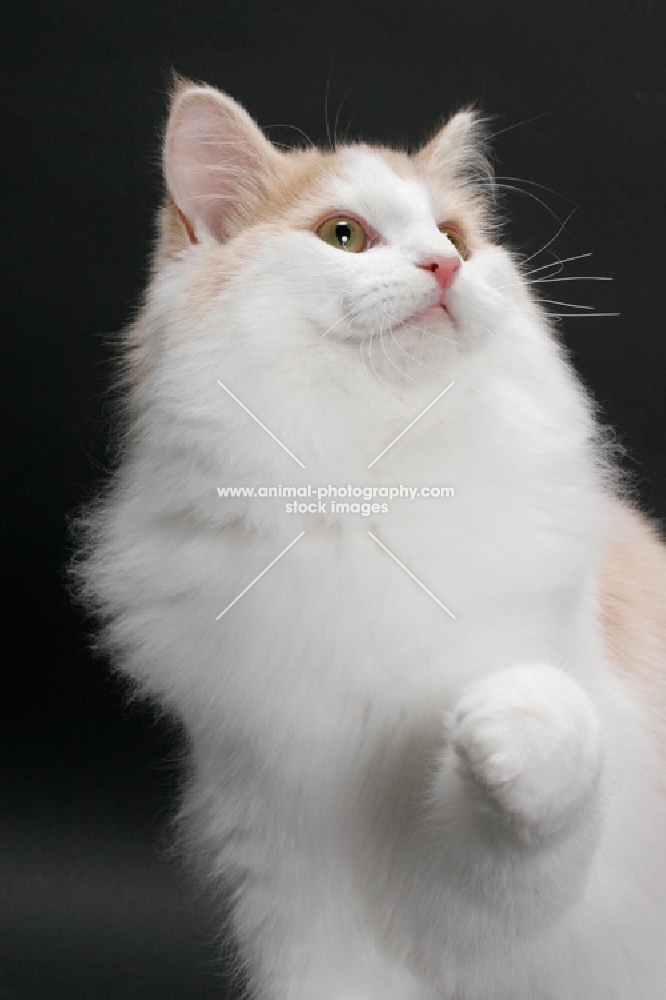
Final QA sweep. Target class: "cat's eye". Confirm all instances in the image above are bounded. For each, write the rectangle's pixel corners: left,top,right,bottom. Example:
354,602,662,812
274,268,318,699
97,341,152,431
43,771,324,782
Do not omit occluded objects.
438,223,469,260
316,216,368,253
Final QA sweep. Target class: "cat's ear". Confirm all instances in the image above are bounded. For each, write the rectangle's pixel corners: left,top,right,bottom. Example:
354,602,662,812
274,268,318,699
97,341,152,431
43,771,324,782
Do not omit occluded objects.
416,109,493,192
164,81,281,242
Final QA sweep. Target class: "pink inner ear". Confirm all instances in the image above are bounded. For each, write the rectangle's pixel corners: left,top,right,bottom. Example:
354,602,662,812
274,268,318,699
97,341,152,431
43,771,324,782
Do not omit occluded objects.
177,207,198,244
164,89,274,240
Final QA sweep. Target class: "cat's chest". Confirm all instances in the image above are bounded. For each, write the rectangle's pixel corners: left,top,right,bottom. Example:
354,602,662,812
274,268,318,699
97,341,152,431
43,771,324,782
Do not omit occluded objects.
264,482,599,704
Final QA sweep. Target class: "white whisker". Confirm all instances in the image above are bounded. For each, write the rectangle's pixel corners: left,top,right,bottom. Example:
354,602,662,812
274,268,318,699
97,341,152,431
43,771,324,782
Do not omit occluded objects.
263,123,315,147
321,309,356,338
358,334,372,380
521,208,579,266
394,306,458,343
523,252,594,277
492,254,599,291
324,69,334,152
540,298,595,311
380,310,424,384
334,88,352,147
383,306,458,351
488,111,555,140
547,312,620,319
389,327,429,373
535,275,613,283
495,175,572,202
342,114,357,143
492,182,563,222
367,325,387,386
387,323,454,375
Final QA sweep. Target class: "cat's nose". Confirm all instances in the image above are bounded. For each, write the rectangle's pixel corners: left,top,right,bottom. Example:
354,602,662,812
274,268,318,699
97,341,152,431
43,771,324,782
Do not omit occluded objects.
417,255,461,294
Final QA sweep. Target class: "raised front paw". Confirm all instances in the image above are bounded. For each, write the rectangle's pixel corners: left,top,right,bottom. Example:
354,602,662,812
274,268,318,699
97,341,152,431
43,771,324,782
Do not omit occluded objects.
449,664,603,836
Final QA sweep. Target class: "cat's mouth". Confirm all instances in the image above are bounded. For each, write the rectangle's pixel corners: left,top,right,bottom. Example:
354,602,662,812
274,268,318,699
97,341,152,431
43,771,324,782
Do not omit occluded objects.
410,302,456,327
330,298,456,344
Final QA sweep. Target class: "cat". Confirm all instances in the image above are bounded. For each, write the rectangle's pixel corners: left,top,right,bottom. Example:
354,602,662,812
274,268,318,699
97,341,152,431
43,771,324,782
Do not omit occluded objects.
72,79,666,998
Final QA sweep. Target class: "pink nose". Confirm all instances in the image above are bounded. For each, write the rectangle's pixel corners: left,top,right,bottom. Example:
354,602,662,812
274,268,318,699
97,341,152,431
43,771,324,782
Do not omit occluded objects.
418,255,461,294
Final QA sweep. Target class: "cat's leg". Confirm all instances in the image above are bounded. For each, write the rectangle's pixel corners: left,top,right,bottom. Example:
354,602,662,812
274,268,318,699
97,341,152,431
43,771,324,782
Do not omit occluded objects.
449,663,603,837
431,663,604,933
232,868,436,1000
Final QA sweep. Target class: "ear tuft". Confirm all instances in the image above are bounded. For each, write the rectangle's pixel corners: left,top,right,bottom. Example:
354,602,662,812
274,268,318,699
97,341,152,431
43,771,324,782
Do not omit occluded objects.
417,108,494,196
163,82,280,241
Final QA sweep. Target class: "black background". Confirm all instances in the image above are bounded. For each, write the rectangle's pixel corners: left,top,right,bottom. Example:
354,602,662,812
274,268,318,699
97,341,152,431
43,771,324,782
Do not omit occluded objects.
3,2,665,997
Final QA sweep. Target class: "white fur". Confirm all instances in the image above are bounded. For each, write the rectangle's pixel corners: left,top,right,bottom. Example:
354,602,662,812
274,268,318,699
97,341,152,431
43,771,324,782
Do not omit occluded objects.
78,140,666,999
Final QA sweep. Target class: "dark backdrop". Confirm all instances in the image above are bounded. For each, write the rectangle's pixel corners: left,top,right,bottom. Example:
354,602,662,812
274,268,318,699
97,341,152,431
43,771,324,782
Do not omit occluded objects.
3,2,665,997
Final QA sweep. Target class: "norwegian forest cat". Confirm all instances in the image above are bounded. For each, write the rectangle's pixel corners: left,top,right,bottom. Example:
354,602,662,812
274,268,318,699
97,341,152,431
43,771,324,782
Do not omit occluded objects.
73,80,666,998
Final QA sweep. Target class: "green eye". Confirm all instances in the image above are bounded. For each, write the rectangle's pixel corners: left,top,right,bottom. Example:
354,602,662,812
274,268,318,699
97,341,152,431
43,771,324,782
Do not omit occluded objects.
316,216,368,253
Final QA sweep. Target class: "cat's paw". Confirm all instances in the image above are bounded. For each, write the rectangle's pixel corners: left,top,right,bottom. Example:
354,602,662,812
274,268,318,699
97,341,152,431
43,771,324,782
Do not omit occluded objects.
449,664,602,836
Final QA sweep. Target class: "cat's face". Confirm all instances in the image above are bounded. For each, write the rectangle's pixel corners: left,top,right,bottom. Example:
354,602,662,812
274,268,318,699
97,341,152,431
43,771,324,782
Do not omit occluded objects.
145,82,526,388
248,145,484,343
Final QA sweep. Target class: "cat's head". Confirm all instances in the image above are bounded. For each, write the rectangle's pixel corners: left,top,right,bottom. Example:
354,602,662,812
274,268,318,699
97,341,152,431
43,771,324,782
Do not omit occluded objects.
137,80,534,392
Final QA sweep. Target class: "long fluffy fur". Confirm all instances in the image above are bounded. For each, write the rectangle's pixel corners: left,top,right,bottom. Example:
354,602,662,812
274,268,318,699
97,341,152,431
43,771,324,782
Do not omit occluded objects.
72,83,666,999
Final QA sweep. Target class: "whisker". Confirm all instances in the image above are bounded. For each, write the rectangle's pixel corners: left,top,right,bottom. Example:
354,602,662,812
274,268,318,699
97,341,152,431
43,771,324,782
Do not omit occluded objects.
492,256,565,290
343,114,357,143
383,305,458,349
488,111,555,140
523,252,593,277
378,322,395,372
492,182,563,222
535,275,612,283
380,310,424,384
386,322,455,374
358,334,372,380
495,175,574,202
263,123,315,148
334,88,352,148
324,67,334,152
389,327,439,374
495,267,613,303
493,263,608,296
539,298,595,311
398,321,457,350
367,325,387,385
409,325,458,346
320,308,356,338
547,312,620,319
521,208,579,266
